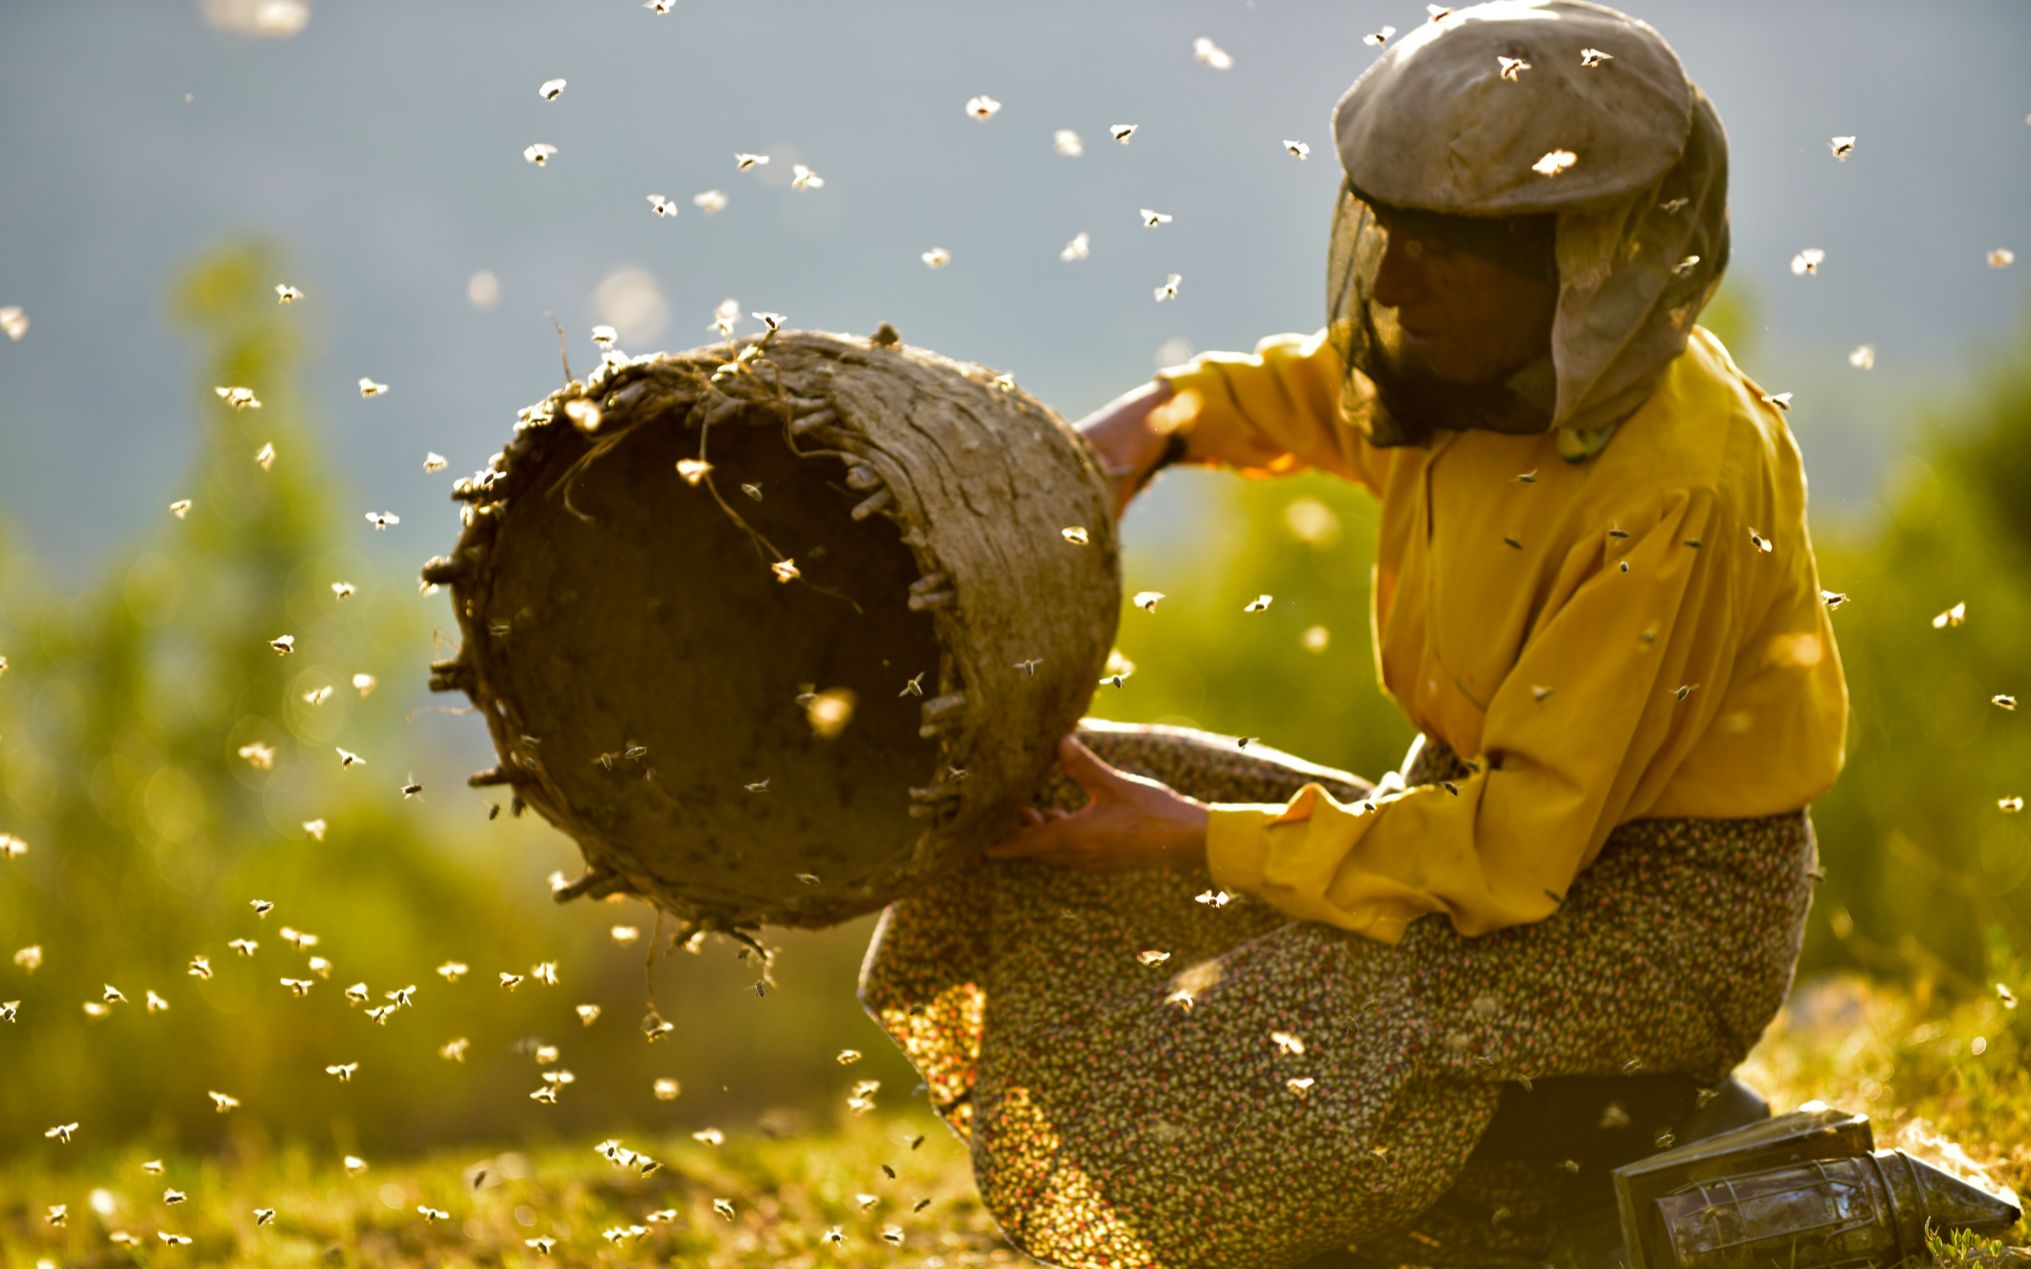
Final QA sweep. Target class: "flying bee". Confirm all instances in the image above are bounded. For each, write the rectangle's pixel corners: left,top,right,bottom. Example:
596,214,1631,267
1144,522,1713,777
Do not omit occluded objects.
1497,55,1531,80
1014,657,1043,676
1579,46,1613,67
538,77,565,101
357,378,388,398
326,1063,358,1083
364,512,399,531
336,748,365,769
1140,208,1173,228
1110,123,1138,143
1244,594,1273,612
402,776,423,799
229,938,258,956
522,143,556,166
1154,272,1182,301
1829,135,1855,161
281,978,314,997
209,1090,240,1113
966,94,1002,119
499,972,524,991
1284,139,1310,159
1365,25,1396,45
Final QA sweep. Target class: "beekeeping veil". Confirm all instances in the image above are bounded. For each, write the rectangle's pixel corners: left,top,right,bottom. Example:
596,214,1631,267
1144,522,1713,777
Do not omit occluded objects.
1328,0,1729,461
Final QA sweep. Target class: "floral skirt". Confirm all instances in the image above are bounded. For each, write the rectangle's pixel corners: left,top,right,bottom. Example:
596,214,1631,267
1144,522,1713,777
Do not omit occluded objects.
857,718,1817,1269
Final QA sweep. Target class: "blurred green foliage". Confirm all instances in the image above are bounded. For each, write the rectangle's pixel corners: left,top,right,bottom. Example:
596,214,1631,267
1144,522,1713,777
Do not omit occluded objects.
0,250,2025,1166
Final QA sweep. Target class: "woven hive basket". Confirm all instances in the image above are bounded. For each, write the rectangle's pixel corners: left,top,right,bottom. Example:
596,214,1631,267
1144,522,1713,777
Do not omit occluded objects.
424,328,1121,931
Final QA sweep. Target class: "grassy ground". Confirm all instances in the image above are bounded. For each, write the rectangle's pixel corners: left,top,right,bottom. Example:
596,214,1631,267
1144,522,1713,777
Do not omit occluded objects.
4,972,2025,1268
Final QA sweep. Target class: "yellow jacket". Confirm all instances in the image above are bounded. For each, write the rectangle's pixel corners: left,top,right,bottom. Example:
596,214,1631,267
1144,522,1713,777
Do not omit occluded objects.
1154,326,1849,945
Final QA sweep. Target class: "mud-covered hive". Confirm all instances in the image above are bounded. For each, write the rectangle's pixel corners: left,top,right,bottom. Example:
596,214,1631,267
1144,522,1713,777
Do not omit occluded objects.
424,328,1121,931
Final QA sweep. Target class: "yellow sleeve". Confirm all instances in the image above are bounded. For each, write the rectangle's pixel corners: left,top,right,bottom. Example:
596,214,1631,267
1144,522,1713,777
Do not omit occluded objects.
1205,486,1729,944
1153,328,1378,493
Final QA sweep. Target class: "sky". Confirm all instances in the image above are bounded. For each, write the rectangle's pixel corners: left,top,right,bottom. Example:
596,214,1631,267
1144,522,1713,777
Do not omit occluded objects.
1,0,2027,580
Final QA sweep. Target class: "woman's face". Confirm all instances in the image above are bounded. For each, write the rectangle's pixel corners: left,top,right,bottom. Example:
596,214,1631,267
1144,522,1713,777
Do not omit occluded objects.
1368,220,1560,386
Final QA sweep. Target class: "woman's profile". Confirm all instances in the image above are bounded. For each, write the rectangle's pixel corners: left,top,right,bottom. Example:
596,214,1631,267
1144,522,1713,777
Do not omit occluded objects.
859,2,1850,1265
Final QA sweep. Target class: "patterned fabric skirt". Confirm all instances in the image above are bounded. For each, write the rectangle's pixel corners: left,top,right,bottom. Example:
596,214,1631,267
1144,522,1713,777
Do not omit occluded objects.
857,718,1818,1269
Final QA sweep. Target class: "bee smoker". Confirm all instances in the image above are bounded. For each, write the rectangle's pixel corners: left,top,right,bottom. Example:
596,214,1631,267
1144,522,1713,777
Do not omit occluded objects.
1613,1106,2026,1266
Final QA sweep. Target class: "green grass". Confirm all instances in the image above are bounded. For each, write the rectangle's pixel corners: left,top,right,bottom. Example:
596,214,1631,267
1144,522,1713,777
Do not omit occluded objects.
4,972,2025,1268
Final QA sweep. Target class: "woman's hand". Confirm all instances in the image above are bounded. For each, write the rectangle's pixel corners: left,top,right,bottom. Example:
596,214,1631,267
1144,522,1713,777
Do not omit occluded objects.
1075,377,1182,521
985,733,1211,872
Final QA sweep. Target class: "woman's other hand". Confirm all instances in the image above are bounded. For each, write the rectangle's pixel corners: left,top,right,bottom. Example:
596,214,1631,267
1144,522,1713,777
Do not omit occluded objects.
1075,377,1182,521
985,733,1211,872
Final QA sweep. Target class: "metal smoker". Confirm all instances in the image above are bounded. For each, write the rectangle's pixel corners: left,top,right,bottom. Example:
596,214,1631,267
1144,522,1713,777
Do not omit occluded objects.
1613,1106,2024,1266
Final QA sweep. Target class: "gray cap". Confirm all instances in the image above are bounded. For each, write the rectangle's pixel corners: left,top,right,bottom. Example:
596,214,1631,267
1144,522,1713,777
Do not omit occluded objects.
1334,0,1694,214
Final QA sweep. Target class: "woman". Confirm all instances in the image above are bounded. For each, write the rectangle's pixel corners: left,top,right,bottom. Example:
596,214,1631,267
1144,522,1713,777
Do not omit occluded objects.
859,3,1849,1266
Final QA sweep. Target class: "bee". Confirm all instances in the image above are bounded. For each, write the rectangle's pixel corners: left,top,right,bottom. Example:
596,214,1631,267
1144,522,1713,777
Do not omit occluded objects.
387,985,416,1008
254,1208,275,1226
0,1001,16,1022
401,776,423,799
791,163,824,190
1761,391,1793,411
1496,55,1531,80
1820,590,1848,610
336,748,365,769
345,982,369,1004
965,94,1001,119
215,385,262,411
255,441,277,470
1673,684,1698,702
189,955,213,979
1502,536,1524,550
1133,591,1165,612
1194,889,1233,908
343,1155,368,1176
357,378,388,398
921,247,951,269
1579,47,1613,68
1283,139,1310,159
1932,601,1966,629
643,0,673,11
522,143,557,166
440,1037,470,1062
1994,694,2017,710
499,972,524,991
1054,129,1084,157
365,1005,395,1024
1990,248,2017,270
1748,529,1773,553
1514,469,1538,483
228,938,258,956
744,778,771,792
1153,272,1182,301
363,512,399,531
531,961,558,986
538,78,565,101
1532,150,1577,178
1271,1030,1307,1056
1790,248,1824,277
1673,255,1701,277
1531,685,1555,703
1110,123,1138,143
159,1233,193,1247
281,978,314,998
1140,208,1173,228
418,1206,450,1223
693,189,728,214
914,1198,933,1212
529,1085,558,1104
1365,25,1396,46
576,1004,601,1026
899,671,927,698
268,634,295,655
1244,594,1273,612
325,1063,358,1083
1849,345,1876,370
1013,657,1043,676
524,1237,556,1255
45,1122,78,1143
1286,1076,1317,1096
1829,135,1855,161
712,1199,736,1221
654,1078,681,1100
1193,36,1233,69
209,1090,240,1114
